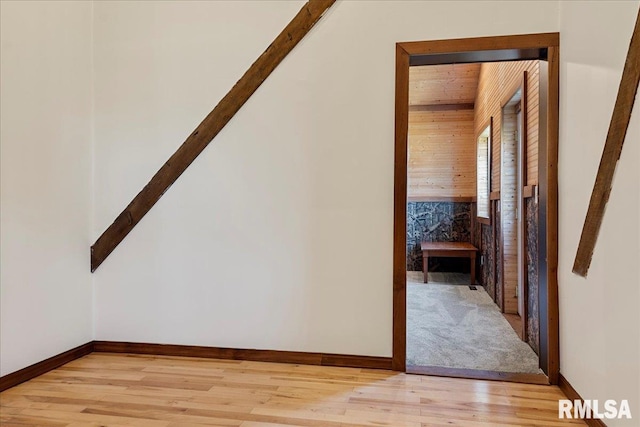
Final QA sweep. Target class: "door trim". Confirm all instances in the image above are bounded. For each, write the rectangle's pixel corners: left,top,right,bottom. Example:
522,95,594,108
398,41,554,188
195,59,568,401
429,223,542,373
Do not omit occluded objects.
393,33,559,384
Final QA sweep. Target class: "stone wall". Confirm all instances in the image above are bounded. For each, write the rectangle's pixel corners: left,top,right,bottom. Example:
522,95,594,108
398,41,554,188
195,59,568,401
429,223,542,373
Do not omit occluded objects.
406,202,471,272
526,196,539,355
480,223,494,298
495,205,503,311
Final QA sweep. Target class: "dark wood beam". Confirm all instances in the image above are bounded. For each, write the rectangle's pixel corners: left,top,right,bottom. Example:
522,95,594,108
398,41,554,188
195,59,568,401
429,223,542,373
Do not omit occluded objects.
90,0,336,272
573,8,640,277
408,103,474,112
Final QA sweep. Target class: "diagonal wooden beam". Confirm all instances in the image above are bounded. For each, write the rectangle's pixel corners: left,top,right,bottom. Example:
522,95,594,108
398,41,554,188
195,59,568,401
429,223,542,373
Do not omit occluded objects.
91,0,336,272
573,8,640,277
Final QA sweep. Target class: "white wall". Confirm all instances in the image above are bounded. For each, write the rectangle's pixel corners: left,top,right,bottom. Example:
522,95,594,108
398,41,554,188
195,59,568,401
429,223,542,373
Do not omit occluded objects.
3,2,637,416
0,1,94,375
558,1,640,424
92,0,558,356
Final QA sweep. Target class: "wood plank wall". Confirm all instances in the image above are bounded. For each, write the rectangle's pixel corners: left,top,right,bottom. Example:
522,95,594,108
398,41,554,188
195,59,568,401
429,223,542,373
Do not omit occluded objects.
501,105,519,314
474,61,540,189
408,110,475,199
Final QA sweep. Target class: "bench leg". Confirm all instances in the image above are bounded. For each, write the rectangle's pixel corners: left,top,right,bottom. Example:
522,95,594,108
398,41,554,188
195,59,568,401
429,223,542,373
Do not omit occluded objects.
422,252,428,283
470,252,476,285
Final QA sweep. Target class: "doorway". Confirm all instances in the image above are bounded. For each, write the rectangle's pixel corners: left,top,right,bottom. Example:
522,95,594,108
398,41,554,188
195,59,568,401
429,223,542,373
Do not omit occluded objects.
393,33,559,385
501,79,528,340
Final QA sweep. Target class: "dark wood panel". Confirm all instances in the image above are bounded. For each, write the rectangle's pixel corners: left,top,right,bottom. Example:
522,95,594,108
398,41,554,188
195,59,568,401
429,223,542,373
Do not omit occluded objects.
0,342,93,392
90,0,336,272
407,364,549,385
558,374,608,427
93,341,392,370
409,103,474,112
573,8,640,277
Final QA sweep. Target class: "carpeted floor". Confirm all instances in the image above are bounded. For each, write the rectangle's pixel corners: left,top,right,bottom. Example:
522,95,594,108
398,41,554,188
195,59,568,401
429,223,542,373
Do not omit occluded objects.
407,271,542,374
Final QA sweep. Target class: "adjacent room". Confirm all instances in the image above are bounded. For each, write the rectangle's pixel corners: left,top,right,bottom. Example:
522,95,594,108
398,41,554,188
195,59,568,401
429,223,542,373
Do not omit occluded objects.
405,60,545,375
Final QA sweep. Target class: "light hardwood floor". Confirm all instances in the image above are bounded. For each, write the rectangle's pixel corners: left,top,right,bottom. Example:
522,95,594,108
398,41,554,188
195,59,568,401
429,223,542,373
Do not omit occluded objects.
0,353,584,426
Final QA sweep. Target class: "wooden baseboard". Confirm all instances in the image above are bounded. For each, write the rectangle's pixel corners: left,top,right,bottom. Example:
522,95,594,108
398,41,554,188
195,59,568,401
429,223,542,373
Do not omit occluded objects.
407,364,550,385
558,374,608,427
0,340,392,393
93,341,392,370
0,342,94,392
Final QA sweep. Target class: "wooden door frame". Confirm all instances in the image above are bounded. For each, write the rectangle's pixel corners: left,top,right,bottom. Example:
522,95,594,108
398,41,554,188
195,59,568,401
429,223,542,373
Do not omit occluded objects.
393,33,559,385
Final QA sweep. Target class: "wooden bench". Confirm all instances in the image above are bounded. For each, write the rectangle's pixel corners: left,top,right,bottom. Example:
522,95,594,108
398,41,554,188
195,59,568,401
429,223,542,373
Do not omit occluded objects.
420,242,478,285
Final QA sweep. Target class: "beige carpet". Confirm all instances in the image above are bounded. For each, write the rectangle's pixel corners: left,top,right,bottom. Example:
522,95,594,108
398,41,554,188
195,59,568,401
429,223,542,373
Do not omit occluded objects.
407,271,542,374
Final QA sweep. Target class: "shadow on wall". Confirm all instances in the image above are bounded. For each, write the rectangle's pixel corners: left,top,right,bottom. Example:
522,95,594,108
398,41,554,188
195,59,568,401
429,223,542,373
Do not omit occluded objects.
406,202,471,272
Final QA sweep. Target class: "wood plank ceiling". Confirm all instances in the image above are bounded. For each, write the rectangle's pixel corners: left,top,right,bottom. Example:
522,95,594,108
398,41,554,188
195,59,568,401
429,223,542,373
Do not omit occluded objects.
409,63,481,110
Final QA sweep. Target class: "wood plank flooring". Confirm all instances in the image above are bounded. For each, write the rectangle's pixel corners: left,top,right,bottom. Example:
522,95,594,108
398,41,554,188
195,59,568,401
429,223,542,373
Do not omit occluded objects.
503,313,524,340
0,353,585,426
